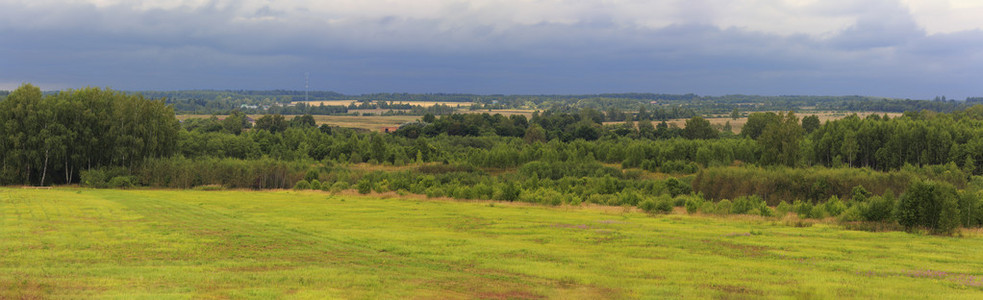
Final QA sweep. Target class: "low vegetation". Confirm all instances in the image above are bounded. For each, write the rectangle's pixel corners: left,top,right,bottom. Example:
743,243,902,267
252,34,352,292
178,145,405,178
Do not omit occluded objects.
2,188,983,298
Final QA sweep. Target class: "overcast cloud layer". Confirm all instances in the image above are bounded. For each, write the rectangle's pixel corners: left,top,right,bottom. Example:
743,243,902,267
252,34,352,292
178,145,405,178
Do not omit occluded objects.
2,0,982,98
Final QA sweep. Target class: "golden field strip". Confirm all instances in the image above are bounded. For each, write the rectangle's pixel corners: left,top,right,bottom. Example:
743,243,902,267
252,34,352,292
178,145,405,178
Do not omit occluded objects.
290,100,472,107
177,110,894,133
2,188,982,298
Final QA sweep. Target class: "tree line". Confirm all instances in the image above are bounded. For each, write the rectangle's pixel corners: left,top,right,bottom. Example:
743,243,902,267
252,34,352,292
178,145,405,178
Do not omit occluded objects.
5,84,983,234
0,84,179,185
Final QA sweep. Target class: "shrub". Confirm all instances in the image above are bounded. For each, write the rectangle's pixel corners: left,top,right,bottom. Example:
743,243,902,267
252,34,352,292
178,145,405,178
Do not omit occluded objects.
851,185,871,202
293,180,311,190
936,195,961,235
685,197,703,214
775,201,792,216
664,178,692,197
638,198,657,213
496,182,521,202
699,202,715,214
330,181,349,193
896,180,960,233
655,195,674,213
356,179,372,194
839,205,864,222
304,169,320,182
586,194,615,205
107,176,137,189
673,195,688,207
715,199,733,215
809,205,829,219
731,195,763,215
758,205,774,217
823,195,847,217
862,194,895,222
80,169,108,188
309,179,322,190
793,200,813,218
616,190,643,206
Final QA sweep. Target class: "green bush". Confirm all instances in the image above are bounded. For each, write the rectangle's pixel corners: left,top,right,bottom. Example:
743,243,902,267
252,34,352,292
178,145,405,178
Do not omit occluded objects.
304,169,320,182
715,199,733,215
638,198,657,213
839,205,864,222
731,195,764,215
775,201,792,216
685,197,703,214
656,195,674,213
356,179,372,194
293,180,311,190
330,181,349,193
673,195,688,207
107,176,137,189
862,194,895,222
309,179,322,190
823,195,847,217
616,190,643,206
699,202,715,214
896,180,960,234
793,200,813,218
758,205,774,217
80,169,108,188
809,205,829,219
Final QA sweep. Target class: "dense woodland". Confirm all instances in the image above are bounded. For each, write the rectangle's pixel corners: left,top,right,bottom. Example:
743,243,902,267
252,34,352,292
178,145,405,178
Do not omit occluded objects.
3,84,983,235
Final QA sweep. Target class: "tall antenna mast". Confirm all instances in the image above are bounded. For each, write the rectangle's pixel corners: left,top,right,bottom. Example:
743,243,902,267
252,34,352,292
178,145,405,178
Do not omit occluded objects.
305,72,310,102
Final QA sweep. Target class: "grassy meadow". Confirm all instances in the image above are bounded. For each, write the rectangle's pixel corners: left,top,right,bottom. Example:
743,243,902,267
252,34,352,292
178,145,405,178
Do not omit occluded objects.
2,188,983,299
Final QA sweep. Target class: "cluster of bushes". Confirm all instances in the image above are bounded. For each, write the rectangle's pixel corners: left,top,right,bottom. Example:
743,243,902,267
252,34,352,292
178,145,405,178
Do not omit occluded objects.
81,157,311,189
693,165,967,205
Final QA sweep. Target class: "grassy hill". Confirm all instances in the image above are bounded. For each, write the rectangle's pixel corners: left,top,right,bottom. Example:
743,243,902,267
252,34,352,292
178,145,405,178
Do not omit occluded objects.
2,188,982,298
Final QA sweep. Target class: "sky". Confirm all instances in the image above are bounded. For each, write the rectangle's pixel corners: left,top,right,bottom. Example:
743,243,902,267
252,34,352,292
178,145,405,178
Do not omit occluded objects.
2,0,982,99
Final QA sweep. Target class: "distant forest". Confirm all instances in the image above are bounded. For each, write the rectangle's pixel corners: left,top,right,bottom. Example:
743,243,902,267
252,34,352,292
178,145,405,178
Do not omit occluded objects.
3,89,973,116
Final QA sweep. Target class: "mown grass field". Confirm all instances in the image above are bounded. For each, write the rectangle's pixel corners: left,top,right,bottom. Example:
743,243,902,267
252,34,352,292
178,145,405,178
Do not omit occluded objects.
2,188,982,299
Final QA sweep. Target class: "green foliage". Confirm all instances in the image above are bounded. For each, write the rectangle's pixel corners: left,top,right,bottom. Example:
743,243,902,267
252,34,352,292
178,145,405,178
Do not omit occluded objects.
862,193,896,222
356,179,372,194
293,180,311,190
851,185,871,202
305,170,320,182
775,201,792,217
823,195,847,217
792,200,814,218
758,111,804,166
699,201,715,214
309,179,322,190
682,116,717,139
715,199,733,215
655,196,675,214
693,166,953,205
801,115,821,134
685,196,703,214
731,195,764,215
896,180,960,234
0,85,179,186
616,190,643,206
638,198,657,213
107,176,137,189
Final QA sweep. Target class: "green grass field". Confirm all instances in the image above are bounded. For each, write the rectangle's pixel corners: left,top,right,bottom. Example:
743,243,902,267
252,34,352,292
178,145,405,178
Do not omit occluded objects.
2,188,982,299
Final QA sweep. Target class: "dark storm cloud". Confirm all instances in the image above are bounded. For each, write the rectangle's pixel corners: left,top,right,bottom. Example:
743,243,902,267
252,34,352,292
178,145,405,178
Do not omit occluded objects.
1,0,981,99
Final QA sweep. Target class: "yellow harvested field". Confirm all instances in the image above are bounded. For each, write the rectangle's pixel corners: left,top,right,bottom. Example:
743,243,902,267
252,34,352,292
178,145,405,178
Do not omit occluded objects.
178,110,537,132
292,100,472,107
605,111,902,132
176,114,420,132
